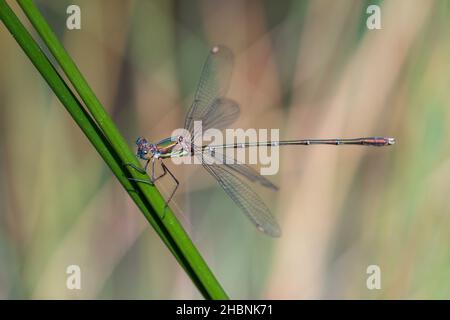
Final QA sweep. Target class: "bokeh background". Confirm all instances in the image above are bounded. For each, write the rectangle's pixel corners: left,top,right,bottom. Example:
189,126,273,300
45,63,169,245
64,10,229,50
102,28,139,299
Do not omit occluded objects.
1,0,449,299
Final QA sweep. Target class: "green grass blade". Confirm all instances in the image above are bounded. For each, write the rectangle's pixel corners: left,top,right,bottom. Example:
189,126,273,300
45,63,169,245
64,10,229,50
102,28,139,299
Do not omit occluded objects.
1,0,228,299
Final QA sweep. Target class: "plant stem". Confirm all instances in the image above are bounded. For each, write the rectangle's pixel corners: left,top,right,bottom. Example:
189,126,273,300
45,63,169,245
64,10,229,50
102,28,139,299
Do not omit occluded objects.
0,0,228,299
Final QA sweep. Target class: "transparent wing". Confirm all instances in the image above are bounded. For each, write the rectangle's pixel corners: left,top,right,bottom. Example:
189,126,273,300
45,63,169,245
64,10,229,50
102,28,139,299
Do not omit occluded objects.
197,146,281,237
184,45,235,137
198,146,278,190
199,97,240,134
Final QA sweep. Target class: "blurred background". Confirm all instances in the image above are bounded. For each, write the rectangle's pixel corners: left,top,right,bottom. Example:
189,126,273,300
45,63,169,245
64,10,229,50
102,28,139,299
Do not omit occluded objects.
1,0,449,299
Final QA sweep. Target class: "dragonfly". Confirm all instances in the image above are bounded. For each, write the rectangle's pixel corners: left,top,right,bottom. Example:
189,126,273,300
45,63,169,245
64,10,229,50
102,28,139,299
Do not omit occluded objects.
127,45,395,237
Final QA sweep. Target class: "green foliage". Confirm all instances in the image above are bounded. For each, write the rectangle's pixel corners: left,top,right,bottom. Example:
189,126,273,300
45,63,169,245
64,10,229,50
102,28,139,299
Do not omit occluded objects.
0,0,227,299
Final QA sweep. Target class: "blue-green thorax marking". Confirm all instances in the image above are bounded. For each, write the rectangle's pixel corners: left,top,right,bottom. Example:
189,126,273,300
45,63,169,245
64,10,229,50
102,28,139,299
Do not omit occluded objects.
136,136,189,160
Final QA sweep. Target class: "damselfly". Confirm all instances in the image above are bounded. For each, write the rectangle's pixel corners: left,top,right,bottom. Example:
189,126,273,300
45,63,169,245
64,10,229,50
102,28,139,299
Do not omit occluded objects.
128,45,395,237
